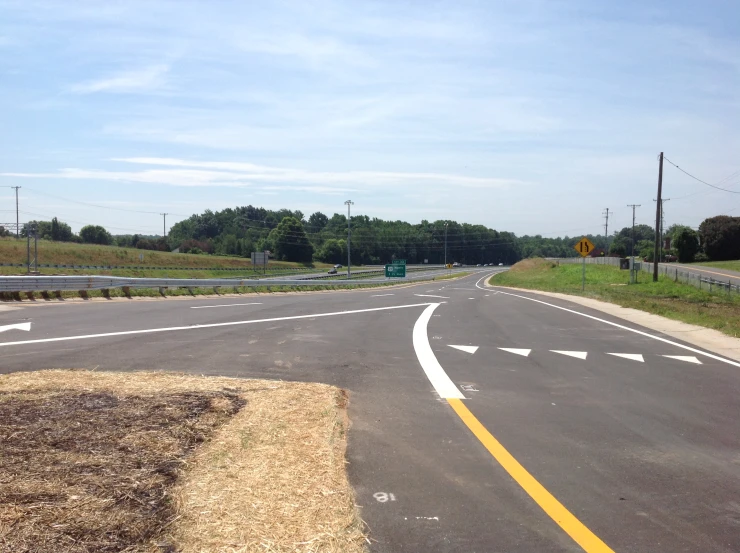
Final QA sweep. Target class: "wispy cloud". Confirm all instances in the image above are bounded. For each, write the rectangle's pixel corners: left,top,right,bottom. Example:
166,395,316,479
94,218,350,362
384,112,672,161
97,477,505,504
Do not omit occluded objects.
2,157,522,192
68,64,170,94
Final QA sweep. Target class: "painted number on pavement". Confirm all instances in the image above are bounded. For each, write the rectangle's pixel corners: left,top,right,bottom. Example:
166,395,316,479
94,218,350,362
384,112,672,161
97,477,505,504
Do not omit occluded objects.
374,492,397,503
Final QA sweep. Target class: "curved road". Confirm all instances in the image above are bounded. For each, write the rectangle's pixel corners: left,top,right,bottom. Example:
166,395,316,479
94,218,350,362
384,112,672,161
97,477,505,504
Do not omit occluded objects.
1,271,739,552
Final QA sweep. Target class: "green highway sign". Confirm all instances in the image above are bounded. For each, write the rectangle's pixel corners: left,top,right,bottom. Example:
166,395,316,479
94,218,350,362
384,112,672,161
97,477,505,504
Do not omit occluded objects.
385,264,406,278
392,259,406,265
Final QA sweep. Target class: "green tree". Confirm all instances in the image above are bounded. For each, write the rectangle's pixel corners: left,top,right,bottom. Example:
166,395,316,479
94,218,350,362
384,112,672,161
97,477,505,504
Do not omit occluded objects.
674,228,699,262
272,217,313,262
79,225,113,245
308,211,329,232
698,216,740,261
316,239,346,264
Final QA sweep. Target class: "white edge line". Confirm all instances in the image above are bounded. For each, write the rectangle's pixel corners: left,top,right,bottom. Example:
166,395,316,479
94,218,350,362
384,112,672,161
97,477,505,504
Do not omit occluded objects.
488,288,740,369
415,294,450,299
190,303,263,309
0,303,432,348
371,293,395,297
412,303,465,399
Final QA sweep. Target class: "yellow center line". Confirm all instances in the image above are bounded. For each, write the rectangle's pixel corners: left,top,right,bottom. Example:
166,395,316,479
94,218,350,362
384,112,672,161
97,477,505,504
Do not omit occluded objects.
447,398,615,553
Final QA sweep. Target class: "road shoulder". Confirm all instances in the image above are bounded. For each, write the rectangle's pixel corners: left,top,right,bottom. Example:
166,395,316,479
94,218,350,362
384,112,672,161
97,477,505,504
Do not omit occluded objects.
486,282,740,362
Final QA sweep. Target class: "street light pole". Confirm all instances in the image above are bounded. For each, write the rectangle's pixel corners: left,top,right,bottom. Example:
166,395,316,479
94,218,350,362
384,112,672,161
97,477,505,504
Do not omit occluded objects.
345,200,353,279
444,223,448,267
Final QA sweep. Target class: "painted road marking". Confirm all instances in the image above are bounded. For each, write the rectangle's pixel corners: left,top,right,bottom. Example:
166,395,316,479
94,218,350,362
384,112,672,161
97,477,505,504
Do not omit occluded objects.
499,347,531,357
551,350,588,360
448,345,479,354
484,287,740,370
414,294,450,299
190,303,263,309
607,353,645,363
410,304,614,552
0,303,432,348
412,303,465,399
0,322,31,333
371,293,395,297
447,399,615,553
662,355,702,364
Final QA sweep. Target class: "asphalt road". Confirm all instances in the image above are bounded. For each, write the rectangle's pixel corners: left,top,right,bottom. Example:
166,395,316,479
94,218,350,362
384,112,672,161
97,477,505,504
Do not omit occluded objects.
1,269,739,552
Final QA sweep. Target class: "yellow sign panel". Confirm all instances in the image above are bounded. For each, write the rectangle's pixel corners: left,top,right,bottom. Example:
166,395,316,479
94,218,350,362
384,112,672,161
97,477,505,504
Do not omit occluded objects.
574,237,595,257
446,264,453,269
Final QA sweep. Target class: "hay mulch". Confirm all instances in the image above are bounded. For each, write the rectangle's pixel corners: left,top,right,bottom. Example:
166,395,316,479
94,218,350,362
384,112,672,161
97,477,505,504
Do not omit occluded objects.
0,370,366,553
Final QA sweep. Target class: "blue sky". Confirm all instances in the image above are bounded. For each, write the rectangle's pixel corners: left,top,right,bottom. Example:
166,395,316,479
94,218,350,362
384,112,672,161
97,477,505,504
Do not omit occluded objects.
1,0,738,237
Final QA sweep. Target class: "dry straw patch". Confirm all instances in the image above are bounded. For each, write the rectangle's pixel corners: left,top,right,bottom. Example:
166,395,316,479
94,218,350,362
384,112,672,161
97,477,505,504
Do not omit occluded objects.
0,370,365,553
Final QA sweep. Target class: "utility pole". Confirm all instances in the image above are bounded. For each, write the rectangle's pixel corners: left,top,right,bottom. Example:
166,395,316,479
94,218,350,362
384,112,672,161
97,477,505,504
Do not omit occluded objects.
627,204,641,284
11,186,20,239
344,200,353,279
653,152,664,282
444,222,448,267
160,213,168,238
652,198,670,263
602,208,610,254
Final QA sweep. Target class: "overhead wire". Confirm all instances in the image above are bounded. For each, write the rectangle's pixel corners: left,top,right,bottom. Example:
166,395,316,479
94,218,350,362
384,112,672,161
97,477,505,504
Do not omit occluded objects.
663,157,740,194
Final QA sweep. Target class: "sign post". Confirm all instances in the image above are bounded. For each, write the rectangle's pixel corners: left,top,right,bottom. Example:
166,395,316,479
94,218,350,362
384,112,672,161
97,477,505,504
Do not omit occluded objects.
574,237,595,292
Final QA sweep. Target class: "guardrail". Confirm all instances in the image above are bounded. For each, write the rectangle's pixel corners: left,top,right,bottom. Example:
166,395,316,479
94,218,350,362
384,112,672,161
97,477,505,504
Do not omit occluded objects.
0,269,453,297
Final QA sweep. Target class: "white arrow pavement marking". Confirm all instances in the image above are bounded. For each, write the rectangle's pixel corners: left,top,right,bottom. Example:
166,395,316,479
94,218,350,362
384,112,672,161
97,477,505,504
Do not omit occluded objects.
499,348,531,357
414,294,450,299
0,322,31,333
551,350,588,360
662,355,702,365
448,345,479,354
607,353,645,363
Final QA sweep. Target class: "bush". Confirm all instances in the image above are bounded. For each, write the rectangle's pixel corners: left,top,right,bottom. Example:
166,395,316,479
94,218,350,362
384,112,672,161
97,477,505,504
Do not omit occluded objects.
79,225,113,245
694,252,710,263
673,227,699,263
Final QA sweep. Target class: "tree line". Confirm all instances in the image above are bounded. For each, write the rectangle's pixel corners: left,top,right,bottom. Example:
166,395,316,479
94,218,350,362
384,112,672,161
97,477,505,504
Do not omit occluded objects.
4,209,738,265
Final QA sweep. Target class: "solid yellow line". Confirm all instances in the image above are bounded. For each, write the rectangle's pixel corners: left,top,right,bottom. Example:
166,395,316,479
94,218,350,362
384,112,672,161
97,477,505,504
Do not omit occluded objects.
447,398,615,553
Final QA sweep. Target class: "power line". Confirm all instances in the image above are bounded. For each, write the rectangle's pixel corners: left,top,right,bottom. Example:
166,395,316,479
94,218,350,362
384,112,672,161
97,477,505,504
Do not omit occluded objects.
22,186,187,215
664,157,740,194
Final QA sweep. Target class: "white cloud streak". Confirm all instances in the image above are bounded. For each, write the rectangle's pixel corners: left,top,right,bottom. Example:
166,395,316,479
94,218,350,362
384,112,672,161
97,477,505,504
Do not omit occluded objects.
69,64,170,94
2,157,522,192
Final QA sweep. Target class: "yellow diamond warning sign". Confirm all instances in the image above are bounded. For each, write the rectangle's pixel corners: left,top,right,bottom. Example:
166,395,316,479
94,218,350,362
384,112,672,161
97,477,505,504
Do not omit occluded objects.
574,237,595,257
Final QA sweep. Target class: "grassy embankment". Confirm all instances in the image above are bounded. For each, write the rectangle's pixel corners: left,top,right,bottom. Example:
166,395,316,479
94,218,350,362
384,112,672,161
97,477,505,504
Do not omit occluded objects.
492,258,740,338
687,260,740,272
0,238,331,278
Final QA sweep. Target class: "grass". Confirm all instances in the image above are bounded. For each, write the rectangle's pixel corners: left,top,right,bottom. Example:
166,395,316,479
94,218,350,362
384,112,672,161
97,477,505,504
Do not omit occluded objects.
0,370,365,552
434,271,472,281
0,237,331,274
492,258,740,338
687,260,740,272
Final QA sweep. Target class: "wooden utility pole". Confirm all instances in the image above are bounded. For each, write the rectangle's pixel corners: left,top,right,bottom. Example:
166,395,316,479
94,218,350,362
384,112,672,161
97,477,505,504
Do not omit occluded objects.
653,152,663,282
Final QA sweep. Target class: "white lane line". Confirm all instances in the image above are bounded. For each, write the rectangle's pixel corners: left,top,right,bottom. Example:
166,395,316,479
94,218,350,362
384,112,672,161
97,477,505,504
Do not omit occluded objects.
190,303,263,309
371,293,395,297
662,355,702,365
607,353,645,363
415,294,450,299
488,288,740,369
0,303,432,348
551,350,588,360
412,304,465,399
447,287,477,291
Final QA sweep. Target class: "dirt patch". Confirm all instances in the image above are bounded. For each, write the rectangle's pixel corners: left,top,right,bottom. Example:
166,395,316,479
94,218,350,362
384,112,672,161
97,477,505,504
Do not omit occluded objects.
0,370,366,553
